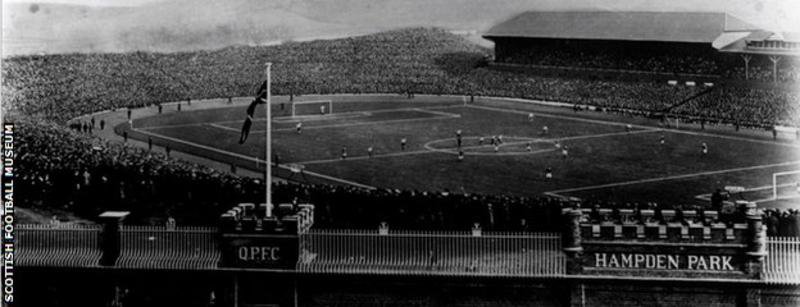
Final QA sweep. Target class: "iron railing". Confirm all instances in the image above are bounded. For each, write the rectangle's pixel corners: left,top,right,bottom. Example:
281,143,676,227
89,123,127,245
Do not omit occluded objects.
14,223,800,283
764,236,800,284
116,225,220,270
298,229,565,276
16,224,102,267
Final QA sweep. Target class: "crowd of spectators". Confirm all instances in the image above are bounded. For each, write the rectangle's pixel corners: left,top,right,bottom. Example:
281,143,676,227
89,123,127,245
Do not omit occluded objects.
14,117,800,236
3,27,797,128
499,47,720,75
764,208,800,237
6,28,800,236
497,43,799,82
672,87,800,127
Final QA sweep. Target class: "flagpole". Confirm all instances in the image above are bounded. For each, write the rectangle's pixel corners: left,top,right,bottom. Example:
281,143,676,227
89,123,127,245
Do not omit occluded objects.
265,63,272,212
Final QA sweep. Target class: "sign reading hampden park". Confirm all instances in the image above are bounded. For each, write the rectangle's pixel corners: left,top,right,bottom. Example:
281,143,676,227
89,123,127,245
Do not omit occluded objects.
563,203,767,279
218,203,313,269
591,253,737,271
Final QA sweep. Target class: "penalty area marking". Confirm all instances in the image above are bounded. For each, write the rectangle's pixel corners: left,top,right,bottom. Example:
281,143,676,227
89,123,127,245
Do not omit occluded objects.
130,127,376,190
694,182,800,204
157,107,463,134
545,160,800,198
138,104,464,131
466,104,800,149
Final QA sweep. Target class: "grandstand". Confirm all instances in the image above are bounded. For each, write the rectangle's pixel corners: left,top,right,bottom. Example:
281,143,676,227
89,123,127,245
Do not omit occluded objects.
484,11,800,82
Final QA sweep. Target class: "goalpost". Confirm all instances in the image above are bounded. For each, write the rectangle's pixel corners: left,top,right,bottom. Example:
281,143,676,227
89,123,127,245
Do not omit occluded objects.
772,170,800,200
291,100,333,117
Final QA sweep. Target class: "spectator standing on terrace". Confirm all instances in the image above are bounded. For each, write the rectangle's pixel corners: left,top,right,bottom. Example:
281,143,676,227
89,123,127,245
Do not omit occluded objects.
458,150,464,161
701,142,708,156
148,137,153,151
341,146,348,160
296,122,302,134
545,167,553,180
91,117,95,128
100,119,105,130
542,126,549,135
401,138,407,151
123,131,128,143
528,113,535,122
127,108,132,120
367,146,374,158
561,146,569,160
158,104,163,114
165,146,171,157
710,189,724,211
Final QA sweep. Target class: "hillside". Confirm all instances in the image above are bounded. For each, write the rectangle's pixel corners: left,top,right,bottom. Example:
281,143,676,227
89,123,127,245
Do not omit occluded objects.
3,0,796,55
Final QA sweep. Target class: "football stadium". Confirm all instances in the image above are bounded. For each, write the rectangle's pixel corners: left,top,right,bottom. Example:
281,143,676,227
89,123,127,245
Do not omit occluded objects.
2,9,800,307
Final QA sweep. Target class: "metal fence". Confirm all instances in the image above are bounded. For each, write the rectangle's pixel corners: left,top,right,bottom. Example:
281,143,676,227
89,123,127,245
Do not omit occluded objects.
298,229,566,277
14,223,800,283
16,224,102,267
764,236,800,284
116,225,220,270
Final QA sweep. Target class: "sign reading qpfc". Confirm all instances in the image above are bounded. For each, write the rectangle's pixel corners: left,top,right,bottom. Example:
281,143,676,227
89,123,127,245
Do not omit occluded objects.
238,246,281,262
222,236,298,269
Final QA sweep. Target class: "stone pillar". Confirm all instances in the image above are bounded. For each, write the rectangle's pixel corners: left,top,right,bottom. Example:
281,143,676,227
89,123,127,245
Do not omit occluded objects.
744,202,766,279
563,209,584,274
98,211,130,266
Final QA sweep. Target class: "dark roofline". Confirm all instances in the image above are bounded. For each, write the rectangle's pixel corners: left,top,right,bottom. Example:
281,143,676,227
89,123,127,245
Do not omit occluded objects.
483,11,753,44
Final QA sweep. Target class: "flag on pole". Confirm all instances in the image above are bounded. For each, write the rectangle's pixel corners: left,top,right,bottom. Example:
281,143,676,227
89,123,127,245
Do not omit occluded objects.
239,81,268,144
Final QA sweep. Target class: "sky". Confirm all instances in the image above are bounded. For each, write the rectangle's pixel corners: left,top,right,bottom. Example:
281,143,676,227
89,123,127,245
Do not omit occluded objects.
3,0,162,6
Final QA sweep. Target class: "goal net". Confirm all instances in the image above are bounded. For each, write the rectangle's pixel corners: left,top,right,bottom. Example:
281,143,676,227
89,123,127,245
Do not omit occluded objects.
773,170,800,200
291,100,333,117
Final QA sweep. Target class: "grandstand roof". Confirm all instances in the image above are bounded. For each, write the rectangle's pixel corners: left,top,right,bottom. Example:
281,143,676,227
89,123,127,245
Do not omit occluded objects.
484,11,758,43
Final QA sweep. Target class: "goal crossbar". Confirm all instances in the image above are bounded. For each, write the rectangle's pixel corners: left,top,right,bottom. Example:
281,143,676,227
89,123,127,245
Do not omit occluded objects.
291,100,333,117
773,170,800,200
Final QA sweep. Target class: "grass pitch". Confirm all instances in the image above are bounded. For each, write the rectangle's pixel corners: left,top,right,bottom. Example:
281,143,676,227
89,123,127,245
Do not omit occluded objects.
129,95,800,207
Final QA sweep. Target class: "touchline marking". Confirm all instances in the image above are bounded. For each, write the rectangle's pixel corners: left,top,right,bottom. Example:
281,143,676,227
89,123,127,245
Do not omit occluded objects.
131,128,376,190
546,160,800,197
466,104,800,149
